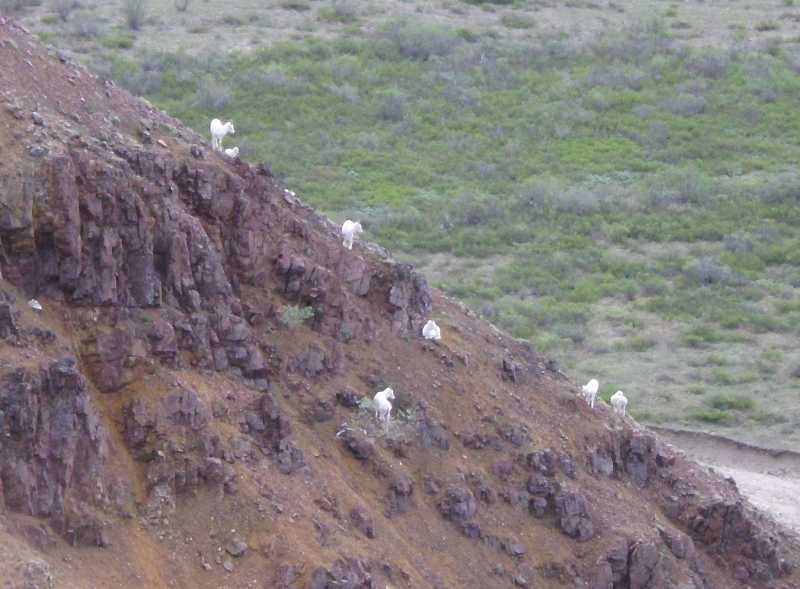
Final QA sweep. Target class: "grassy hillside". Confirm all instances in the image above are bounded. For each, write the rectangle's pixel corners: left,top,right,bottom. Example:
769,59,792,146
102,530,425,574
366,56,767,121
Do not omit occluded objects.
8,0,800,449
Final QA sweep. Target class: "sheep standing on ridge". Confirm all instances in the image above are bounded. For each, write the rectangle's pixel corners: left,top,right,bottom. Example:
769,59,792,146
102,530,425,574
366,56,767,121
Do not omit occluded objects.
610,390,628,417
223,146,239,159
210,118,235,152
341,220,363,251
422,319,441,341
581,378,599,409
373,387,395,429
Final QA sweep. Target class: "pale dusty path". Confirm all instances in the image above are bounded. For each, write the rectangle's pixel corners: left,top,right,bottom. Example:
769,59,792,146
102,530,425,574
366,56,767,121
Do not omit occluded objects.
654,427,800,535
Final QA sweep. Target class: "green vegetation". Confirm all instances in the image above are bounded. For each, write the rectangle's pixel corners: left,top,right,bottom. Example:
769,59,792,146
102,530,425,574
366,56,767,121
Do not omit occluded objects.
279,304,315,328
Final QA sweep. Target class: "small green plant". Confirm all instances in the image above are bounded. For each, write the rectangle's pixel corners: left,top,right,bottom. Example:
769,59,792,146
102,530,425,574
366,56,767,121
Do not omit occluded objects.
705,394,755,412
755,21,779,32
281,0,310,10
102,30,135,49
318,0,358,23
692,408,733,424
500,13,535,29
279,305,315,328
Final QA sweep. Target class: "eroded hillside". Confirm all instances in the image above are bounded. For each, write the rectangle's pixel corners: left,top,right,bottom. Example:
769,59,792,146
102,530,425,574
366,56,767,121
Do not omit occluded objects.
0,16,798,589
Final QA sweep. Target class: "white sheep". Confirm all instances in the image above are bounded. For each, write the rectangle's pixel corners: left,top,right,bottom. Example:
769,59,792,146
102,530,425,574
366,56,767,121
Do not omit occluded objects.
581,378,599,409
610,390,628,417
223,146,239,159
422,319,441,341
209,118,235,152
341,220,363,251
27,298,42,311
373,387,395,428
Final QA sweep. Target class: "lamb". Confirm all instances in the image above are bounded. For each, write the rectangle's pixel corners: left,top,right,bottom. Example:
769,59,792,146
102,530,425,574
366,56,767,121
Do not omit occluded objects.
223,146,239,159
422,319,441,341
341,220,363,251
373,387,395,428
209,118,235,152
581,378,599,409
610,390,628,417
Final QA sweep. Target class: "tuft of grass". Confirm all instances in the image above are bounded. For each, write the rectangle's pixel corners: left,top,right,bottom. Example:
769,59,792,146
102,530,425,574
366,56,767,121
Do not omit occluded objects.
102,30,136,49
279,305,315,328
692,408,733,424
705,394,756,412
500,13,535,29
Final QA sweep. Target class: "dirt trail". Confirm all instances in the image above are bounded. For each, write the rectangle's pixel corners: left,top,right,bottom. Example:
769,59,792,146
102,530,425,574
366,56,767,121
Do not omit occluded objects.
654,427,800,535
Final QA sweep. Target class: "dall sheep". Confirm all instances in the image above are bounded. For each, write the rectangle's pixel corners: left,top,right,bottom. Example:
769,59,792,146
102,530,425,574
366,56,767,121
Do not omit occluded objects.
209,118,235,152
422,319,441,341
341,220,363,251
581,378,599,409
373,387,395,428
27,298,42,311
223,146,239,159
610,390,628,417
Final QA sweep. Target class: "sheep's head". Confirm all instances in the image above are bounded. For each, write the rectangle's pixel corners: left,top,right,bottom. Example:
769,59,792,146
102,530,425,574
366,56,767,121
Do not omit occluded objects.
226,121,236,134
385,388,395,400
353,222,363,235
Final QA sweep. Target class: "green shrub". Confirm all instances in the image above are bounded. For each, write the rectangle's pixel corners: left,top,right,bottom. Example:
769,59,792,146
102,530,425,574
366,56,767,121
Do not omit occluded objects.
318,0,358,23
500,13,535,29
279,305,315,328
102,31,136,49
706,394,755,411
692,408,733,424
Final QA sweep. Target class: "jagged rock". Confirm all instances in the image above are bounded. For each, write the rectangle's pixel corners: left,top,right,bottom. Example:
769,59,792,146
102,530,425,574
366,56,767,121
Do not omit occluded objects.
350,507,376,539
589,447,615,478
497,423,528,447
491,459,514,481
526,475,557,497
148,319,177,364
590,561,614,589
526,449,557,476
387,263,432,332
528,496,549,518
19,559,53,589
0,359,121,544
340,431,375,462
0,303,19,338
658,526,696,560
162,388,210,431
554,490,594,541
309,558,372,589
629,540,660,589
438,487,477,522
257,394,292,449
225,535,248,558
335,389,361,408
275,563,300,588
82,329,148,393
386,474,414,515
418,417,450,450
292,345,327,378
625,432,658,487
276,439,305,475
501,357,520,383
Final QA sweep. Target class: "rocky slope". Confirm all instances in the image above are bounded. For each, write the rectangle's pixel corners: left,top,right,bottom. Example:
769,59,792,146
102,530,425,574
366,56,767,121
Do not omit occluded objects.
0,15,798,589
